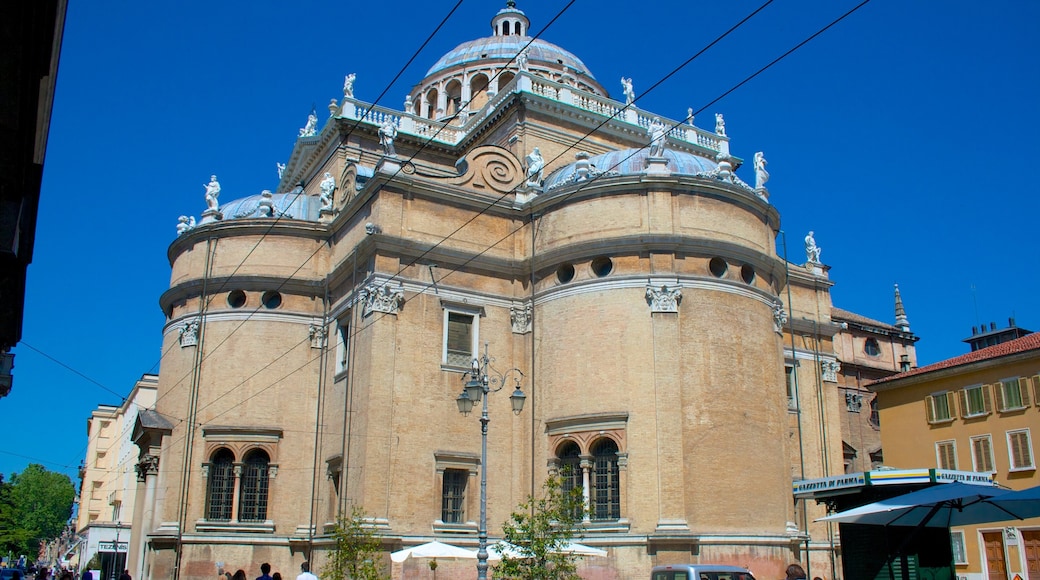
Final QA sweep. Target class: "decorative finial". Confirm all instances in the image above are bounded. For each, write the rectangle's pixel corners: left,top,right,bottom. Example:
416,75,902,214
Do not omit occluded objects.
506,0,516,7
894,284,910,331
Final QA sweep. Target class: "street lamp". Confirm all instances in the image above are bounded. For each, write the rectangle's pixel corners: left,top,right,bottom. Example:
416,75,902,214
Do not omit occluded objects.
455,343,525,580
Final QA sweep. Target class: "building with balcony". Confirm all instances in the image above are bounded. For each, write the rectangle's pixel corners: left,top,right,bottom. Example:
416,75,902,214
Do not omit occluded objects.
870,332,1040,579
134,4,910,578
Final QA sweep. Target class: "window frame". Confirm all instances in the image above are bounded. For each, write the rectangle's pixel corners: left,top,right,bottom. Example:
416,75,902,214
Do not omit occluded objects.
995,377,1030,412
959,384,992,418
926,391,955,423
238,449,271,523
205,448,236,522
785,365,797,411
334,318,350,376
440,468,468,524
950,529,968,565
432,451,479,532
441,302,482,369
969,434,994,473
590,439,621,521
935,439,957,470
1007,429,1035,472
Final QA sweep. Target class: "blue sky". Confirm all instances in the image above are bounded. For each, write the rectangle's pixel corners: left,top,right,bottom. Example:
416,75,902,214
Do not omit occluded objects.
3,0,1038,480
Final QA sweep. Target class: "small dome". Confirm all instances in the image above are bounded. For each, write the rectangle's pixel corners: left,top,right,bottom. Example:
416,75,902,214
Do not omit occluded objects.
217,191,320,222
543,149,719,191
424,36,595,80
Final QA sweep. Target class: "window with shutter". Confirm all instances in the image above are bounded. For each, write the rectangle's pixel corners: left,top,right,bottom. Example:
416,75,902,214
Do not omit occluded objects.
970,435,994,472
936,440,957,470
1031,375,1040,407
926,392,954,423
1008,430,1034,471
441,303,482,368
962,385,991,417
997,378,1026,411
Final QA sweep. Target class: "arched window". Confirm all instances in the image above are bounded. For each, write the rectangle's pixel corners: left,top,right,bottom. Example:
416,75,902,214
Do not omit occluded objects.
591,439,620,520
206,448,235,521
469,74,490,111
497,72,515,92
556,442,582,518
445,80,462,117
238,449,270,522
425,88,439,120
514,21,521,35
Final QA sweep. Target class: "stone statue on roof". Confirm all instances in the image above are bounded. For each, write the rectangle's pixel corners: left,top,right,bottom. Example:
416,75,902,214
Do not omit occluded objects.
176,215,196,235
621,77,634,105
319,172,335,211
343,73,356,98
805,231,822,264
379,117,398,157
204,175,220,210
516,48,529,72
754,151,769,190
715,113,726,136
525,147,544,187
299,109,318,138
647,117,667,158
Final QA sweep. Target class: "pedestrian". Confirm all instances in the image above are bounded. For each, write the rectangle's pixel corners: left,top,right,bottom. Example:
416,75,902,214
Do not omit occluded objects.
256,564,273,580
81,570,92,580
785,564,807,580
272,574,281,580
232,570,246,580
296,562,317,580
118,570,131,580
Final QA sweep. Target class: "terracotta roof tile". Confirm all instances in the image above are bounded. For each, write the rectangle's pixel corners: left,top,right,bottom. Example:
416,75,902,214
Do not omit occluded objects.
831,307,898,331
870,332,1040,386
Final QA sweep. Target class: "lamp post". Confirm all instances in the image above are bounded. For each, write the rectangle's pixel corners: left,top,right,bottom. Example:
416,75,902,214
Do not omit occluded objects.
455,343,526,580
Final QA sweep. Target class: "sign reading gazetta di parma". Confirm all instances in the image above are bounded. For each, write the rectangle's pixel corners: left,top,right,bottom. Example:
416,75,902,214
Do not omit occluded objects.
793,469,995,498
98,542,128,553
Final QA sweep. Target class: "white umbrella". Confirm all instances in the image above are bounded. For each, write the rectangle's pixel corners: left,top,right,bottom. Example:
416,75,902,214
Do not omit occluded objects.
484,540,606,560
389,540,477,563
816,482,1040,527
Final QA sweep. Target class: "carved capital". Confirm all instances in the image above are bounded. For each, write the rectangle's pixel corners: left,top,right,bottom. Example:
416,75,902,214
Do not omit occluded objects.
510,302,533,334
309,324,327,349
646,284,682,313
135,454,159,482
179,317,200,347
821,360,841,382
360,284,404,317
773,302,788,334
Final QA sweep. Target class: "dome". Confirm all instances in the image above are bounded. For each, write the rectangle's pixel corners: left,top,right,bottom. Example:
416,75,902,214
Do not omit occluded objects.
424,36,596,80
217,191,320,222
543,149,720,191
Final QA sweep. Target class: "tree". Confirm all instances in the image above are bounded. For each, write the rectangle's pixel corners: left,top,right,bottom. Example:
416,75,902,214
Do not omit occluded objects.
494,474,586,580
0,464,76,557
321,506,388,580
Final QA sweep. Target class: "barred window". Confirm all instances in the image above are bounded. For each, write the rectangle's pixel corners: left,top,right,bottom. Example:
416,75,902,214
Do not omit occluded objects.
238,449,270,522
441,469,467,524
206,449,235,521
591,439,620,521
557,442,583,519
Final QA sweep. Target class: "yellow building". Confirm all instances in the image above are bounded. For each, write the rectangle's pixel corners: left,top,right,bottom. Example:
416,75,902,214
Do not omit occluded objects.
76,374,157,579
871,332,1040,579
132,4,908,579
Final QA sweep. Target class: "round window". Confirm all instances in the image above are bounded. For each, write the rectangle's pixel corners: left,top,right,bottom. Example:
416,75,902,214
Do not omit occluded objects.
591,257,613,277
709,257,728,278
740,264,756,284
556,263,575,284
864,338,881,357
227,290,246,308
262,291,282,309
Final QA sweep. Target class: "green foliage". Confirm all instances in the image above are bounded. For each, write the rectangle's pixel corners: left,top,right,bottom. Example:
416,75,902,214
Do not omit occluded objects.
321,506,388,580
0,465,76,557
494,474,586,580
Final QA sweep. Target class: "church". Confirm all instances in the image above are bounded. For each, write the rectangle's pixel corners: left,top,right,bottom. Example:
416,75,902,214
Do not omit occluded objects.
128,3,917,578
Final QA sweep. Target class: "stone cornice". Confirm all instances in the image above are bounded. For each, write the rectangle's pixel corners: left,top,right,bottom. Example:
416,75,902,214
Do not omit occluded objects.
168,219,328,265
159,275,324,314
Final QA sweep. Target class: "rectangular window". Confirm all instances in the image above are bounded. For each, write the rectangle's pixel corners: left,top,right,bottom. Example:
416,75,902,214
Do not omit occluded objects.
936,440,957,470
996,377,1029,411
90,481,103,500
959,384,992,418
443,311,477,367
1008,430,1035,471
950,530,968,565
335,320,350,375
785,365,797,410
925,392,955,423
441,469,467,523
970,435,994,472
